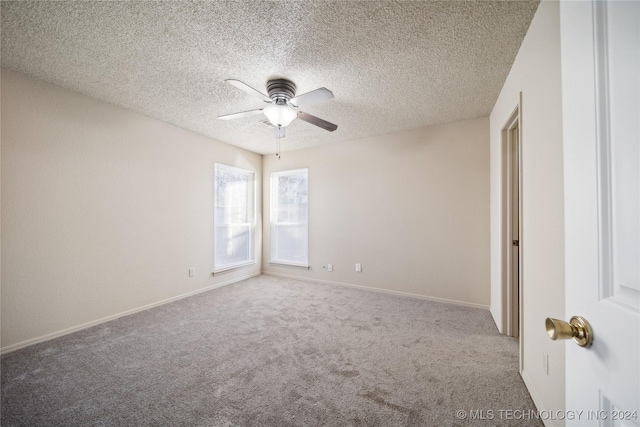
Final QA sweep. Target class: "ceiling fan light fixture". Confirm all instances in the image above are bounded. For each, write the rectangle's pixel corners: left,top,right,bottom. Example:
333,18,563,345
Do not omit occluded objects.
263,104,297,127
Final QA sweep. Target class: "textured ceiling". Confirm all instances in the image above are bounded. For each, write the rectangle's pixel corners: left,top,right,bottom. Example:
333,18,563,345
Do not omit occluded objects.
1,1,539,155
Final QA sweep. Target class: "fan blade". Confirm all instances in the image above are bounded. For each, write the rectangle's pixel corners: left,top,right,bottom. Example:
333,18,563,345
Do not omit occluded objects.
225,79,271,103
290,87,334,107
218,109,263,120
297,111,338,132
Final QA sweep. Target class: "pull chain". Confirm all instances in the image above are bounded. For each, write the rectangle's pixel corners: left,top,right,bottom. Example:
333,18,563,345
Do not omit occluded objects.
275,126,282,159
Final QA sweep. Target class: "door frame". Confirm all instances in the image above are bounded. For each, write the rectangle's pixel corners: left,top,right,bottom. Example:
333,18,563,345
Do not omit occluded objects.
501,95,524,370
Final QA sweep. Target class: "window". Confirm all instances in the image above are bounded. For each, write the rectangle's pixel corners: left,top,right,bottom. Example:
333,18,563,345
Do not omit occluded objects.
214,164,255,272
270,169,309,267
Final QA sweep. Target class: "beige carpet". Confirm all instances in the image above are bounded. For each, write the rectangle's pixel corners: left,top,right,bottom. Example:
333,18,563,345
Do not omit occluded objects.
1,275,542,426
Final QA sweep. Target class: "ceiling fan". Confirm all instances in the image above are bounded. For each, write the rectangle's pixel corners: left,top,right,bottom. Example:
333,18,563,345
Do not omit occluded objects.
218,78,338,139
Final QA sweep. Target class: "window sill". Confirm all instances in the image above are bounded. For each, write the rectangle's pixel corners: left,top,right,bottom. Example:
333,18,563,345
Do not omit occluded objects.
213,261,256,275
268,261,310,270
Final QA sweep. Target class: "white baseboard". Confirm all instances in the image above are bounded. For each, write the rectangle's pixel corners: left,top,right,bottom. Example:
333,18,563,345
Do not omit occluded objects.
262,271,489,310
0,272,260,355
521,369,563,427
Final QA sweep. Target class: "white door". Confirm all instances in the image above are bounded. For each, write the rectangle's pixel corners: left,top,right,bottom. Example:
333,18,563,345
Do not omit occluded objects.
560,1,639,426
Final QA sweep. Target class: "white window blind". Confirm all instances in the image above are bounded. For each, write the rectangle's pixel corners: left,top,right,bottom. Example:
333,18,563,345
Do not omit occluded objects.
214,164,255,272
270,169,309,267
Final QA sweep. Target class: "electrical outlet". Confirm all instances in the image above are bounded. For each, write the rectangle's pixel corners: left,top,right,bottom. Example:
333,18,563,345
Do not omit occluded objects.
542,351,549,375
355,263,362,272
327,264,333,272
189,268,195,277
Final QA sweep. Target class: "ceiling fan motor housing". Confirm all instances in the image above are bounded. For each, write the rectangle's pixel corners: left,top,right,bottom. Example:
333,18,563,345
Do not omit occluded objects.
267,79,296,105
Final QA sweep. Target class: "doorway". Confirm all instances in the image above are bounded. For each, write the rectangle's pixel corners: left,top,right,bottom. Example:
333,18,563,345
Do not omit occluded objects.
502,104,522,345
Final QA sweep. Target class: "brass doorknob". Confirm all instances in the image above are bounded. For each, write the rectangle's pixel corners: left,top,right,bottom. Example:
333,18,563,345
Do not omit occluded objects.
545,316,593,348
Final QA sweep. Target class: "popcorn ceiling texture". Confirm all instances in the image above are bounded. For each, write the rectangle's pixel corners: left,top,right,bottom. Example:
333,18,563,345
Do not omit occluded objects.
1,1,539,154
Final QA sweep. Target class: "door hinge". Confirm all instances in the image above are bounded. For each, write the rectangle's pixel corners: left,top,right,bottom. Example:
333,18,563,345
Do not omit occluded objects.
512,240,519,246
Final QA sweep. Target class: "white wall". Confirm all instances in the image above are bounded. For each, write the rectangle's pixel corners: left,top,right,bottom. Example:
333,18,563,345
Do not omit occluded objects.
0,69,262,351
490,1,565,422
263,117,490,308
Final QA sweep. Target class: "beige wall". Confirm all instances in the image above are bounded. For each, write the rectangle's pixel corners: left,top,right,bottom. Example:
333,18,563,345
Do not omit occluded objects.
1,71,490,351
263,117,490,308
0,69,262,351
490,1,565,422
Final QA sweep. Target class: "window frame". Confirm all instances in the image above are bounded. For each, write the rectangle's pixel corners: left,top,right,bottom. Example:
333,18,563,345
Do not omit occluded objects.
269,168,310,268
213,163,256,273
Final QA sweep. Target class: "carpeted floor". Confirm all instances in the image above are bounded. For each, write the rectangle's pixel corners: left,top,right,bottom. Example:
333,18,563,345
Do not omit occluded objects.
1,275,542,426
